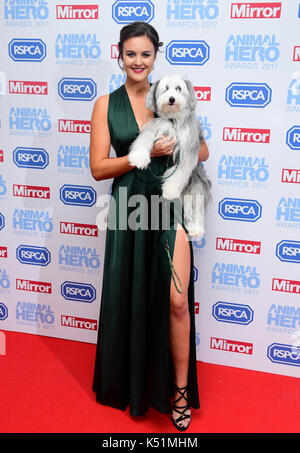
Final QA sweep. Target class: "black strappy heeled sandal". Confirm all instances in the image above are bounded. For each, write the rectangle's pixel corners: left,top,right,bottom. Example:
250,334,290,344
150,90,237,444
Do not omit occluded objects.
172,383,191,431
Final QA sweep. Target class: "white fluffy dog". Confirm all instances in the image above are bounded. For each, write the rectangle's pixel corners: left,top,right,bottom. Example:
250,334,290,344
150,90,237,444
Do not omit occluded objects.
128,74,211,237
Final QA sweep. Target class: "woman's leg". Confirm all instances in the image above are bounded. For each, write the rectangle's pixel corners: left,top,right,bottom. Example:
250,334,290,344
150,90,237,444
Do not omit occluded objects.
169,223,191,428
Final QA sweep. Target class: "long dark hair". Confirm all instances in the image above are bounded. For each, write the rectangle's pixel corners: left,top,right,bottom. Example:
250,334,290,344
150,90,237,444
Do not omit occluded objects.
117,21,163,70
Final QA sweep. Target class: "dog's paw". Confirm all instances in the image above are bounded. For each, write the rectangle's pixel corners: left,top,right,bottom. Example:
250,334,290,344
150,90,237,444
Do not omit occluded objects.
162,181,181,200
186,225,204,238
128,151,150,169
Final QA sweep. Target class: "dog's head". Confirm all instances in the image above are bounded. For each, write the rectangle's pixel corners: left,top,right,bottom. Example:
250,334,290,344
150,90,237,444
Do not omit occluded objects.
146,75,197,118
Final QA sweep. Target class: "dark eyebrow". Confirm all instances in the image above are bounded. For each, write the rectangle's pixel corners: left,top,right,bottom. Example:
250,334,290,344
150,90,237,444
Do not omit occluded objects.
125,50,153,53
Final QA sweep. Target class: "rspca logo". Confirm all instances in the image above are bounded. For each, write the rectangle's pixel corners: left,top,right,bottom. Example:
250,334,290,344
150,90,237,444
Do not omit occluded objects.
58,78,97,101
61,281,96,303
267,304,300,334
0,303,8,321
193,265,198,283
212,301,253,325
112,0,154,24
166,0,219,27
166,40,210,65
218,198,262,222
0,213,5,232
267,343,300,367
225,82,272,108
13,147,49,169
286,126,300,150
60,184,96,207
276,240,300,264
8,39,46,62
16,245,51,266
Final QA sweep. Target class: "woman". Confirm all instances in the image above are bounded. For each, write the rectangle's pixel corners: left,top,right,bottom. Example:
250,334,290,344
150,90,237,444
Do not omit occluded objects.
90,21,209,431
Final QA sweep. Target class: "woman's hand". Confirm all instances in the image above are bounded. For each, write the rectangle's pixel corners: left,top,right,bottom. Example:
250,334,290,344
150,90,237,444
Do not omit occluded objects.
150,134,175,158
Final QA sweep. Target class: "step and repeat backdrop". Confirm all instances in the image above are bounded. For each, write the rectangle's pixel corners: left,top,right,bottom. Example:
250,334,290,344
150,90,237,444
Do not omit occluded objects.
0,1,299,378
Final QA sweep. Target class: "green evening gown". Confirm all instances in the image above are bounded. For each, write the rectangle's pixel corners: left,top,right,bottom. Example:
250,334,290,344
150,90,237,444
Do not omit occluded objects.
92,83,200,416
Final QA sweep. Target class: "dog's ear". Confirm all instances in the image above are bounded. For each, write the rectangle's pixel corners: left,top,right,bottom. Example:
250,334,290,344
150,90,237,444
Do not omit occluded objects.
184,79,197,112
146,80,160,112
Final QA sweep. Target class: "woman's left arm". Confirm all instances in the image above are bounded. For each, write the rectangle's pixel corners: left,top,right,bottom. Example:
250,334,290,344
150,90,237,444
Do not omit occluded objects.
198,139,209,162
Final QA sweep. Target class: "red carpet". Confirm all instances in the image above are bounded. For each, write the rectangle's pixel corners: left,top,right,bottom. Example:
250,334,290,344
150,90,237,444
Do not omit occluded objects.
0,330,298,433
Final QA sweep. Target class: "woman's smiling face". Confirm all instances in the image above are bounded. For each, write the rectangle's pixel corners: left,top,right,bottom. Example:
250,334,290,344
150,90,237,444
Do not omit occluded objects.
121,35,156,82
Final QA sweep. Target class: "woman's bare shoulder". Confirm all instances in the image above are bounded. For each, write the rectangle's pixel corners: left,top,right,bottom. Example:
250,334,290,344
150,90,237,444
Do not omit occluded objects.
93,93,109,111
91,94,110,123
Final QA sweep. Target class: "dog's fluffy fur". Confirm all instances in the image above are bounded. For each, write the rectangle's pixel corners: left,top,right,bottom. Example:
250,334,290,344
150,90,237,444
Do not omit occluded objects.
128,74,211,237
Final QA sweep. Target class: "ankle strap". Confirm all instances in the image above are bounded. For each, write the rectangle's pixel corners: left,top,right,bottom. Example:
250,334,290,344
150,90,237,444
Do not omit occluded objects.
174,383,188,391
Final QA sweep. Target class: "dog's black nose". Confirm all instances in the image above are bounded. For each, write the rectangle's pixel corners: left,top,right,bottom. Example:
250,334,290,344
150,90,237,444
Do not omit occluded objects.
169,97,175,104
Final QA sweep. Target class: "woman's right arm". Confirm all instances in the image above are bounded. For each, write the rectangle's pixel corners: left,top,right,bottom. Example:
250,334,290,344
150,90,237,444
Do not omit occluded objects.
89,95,135,181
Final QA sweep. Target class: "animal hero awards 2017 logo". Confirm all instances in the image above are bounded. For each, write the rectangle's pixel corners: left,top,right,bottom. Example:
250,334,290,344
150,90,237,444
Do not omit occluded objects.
275,197,300,231
217,155,269,190
267,304,300,335
165,0,219,28
13,208,53,239
16,301,55,330
211,261,261,296
9,107,51,138
57,144,91,176
286,72,300,113
55,34,101,66
58,245,100,275
225,34,280,71
0,269,10,295
4,0,49,27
